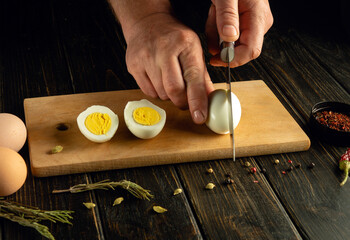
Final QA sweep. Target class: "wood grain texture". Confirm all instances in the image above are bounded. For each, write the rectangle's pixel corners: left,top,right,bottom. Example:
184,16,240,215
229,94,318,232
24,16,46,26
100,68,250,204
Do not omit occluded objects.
252,27,350,239
2,0,350,239
24,81,310,177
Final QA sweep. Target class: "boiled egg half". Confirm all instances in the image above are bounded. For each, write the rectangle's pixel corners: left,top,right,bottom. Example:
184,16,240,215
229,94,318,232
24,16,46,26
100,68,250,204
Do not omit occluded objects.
206,89,241,134
77,105,119,143
124,99,166,139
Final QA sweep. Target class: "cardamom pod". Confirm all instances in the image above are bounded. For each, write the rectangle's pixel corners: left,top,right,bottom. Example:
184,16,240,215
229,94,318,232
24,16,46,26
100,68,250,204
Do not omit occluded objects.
83,202,96,209
205,183,215,190
51,145,63,154
173,188,183,195
153,205,167,213
113,197,124,206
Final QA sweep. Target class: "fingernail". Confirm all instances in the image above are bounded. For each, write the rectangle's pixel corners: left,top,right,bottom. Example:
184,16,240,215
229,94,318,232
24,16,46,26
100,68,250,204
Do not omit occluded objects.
193,110,205,124
222,25,238,38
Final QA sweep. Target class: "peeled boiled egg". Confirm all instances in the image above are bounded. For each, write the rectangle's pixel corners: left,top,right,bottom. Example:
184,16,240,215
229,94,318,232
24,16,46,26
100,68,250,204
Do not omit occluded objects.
77,105,119,143
0,146,27,196
0,113,27,152
206,89,241,134
124,99,166,139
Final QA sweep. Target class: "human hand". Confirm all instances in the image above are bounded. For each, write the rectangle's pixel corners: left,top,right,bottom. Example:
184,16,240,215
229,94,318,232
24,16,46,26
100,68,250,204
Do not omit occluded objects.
124,13,215,124
205,0,273,67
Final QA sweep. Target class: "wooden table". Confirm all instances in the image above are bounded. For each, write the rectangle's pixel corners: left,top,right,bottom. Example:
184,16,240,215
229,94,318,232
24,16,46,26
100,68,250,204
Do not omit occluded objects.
1,0,350,239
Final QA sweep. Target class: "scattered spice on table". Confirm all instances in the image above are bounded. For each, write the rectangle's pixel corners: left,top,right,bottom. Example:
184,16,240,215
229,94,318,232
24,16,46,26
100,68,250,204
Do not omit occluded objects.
113,197,124,206
287,166,293,172
314,110,350,132
295,163,301,168
225,173,232,178
51,145,63,154
288,160,293,164
308,163,315,169
205,183,215,190
153,206,167,214
250,167,257,174
340,148,350,186
260,168,267,174
253,180,259,183
282,171,286,175
206,168,214,174
274,159,280,165
173,188,183,195
244,162,251,167
224,177,234,184
83,202,96,209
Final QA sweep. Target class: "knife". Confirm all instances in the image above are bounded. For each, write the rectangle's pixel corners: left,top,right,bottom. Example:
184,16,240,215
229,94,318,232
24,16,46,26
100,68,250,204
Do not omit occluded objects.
220,41,235,162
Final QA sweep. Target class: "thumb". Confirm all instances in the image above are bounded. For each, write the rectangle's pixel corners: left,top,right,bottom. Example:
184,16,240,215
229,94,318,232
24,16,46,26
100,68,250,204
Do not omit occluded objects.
214,0,239,42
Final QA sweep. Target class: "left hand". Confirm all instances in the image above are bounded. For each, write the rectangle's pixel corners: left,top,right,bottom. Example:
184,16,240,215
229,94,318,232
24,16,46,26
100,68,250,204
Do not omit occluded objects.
205,0,274,68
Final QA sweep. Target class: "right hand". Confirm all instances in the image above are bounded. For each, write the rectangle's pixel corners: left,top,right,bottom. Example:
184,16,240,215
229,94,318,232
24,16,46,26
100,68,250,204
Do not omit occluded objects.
124,13,215,124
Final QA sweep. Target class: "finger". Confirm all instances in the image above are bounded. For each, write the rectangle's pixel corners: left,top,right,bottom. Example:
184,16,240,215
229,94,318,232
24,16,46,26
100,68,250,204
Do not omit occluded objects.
204,67,215,95
145,65,169,100
205,4,220,56
132,71,158,98
179,47,208,124
210,11,265,68
161,56,188,109
214,0,239,42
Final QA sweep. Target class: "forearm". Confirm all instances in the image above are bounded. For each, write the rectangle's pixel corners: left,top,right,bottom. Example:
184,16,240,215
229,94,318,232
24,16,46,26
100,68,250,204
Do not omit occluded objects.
108,0,172,43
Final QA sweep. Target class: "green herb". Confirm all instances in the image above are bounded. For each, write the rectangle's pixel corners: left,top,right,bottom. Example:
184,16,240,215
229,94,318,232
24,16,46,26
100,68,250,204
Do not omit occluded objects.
0,197,73,240
340,148,350,186
52,179,153,200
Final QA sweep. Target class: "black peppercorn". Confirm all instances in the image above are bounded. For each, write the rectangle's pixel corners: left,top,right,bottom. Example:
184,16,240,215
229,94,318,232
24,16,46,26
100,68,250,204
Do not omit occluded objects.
308,163,315,169
224,177,234,184
295,163,301,168
261,168,267,173
287,166,293,172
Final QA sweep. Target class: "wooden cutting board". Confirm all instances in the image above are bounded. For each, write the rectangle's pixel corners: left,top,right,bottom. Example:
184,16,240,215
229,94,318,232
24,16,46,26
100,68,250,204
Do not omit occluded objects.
24,80,310,177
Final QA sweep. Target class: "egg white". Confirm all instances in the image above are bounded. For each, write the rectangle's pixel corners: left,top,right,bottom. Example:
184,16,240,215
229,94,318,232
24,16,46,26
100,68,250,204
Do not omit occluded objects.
206,89,241,134
77,105,119,143
124,99,166,139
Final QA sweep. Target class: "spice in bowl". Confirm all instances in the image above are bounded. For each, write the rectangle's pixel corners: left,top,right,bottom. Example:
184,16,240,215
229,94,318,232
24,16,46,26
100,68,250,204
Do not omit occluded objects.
314,111,350,132
310,101,350,146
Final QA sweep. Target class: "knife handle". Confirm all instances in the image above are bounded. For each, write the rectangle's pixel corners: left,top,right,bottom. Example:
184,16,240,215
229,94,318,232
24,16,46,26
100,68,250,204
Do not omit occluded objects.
220,40,235,63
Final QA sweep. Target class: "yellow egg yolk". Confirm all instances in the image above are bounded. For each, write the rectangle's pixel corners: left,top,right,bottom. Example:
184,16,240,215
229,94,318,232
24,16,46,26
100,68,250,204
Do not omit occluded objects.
133,107,161,126
84,112,111,135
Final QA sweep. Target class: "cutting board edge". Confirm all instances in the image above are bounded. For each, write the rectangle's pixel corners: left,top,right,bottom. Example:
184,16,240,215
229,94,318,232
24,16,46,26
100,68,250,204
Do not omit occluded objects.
30,138,311,177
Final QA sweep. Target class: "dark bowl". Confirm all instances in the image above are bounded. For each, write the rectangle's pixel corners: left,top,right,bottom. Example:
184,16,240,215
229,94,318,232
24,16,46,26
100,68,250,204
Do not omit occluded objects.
309,101,350,146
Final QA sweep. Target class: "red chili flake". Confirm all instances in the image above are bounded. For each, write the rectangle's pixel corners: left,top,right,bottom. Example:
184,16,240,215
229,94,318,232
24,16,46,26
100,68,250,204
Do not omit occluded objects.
282,171,286,175
250,167,257,173
288,160,293,164
314,111,350,132
253,180,259,183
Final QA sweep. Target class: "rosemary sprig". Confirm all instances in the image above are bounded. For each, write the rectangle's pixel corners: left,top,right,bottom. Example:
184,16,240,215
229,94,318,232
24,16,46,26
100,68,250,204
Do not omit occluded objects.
0,198,74,240
52,179,154,200
0,212,55,240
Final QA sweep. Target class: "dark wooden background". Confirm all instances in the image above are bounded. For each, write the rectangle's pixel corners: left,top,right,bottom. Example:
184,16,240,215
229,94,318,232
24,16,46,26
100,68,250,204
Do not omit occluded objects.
1,0,350,239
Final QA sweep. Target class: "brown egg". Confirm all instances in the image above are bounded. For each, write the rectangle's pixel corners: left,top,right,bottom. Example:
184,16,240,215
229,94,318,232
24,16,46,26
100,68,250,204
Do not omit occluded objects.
0,146,27,196
0,113,27,152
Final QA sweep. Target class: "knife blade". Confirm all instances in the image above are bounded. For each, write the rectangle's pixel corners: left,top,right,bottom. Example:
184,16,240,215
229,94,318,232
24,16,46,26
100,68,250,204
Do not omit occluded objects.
220,41,235,162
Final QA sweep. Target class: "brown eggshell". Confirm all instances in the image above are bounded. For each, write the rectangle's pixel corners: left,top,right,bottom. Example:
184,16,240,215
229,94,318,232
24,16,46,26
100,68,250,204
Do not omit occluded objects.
0,146,27,196
0,113,27,152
